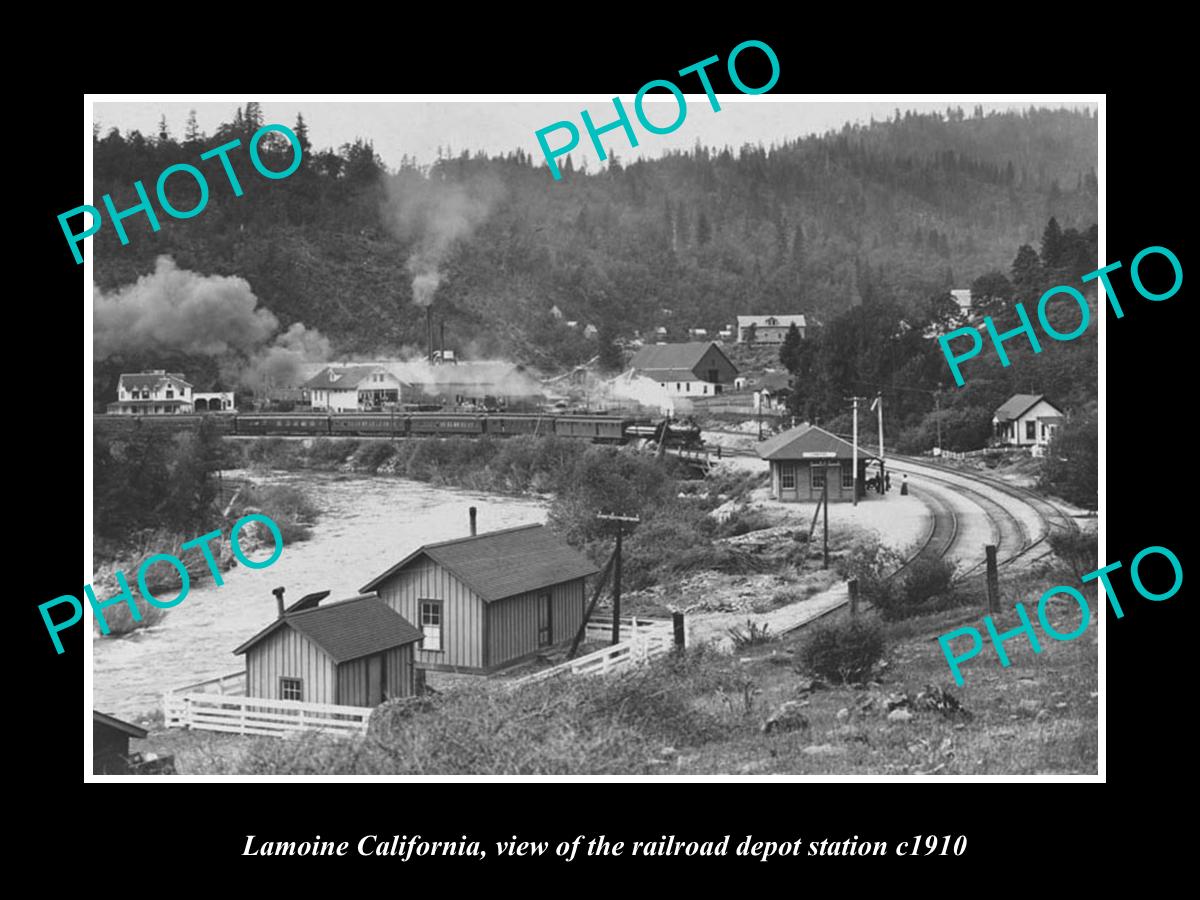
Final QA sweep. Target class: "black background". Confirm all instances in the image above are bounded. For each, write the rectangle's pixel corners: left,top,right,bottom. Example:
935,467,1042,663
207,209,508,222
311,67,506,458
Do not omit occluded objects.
21,24,1187,881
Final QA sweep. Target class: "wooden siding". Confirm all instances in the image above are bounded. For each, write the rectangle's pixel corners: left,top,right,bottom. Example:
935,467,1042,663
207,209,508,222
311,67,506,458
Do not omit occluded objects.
245,625,337,704
374,558,484,670
696,345,738,384
486,578,585,669
336,645,415,705
94,726,132,775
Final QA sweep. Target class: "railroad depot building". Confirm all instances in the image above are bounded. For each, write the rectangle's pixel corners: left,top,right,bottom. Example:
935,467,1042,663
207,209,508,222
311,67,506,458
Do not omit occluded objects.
107,370,193,415
757,424,878,503
992,394,1064,448
360,522,599,674
629,341,738,398
736,315,807,344
304,365,406,412
234,591,424,706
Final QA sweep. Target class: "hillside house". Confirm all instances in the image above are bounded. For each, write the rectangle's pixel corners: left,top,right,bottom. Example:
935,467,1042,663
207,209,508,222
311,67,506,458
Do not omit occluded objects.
629,341,738,398
736,315,807,344
993,394,1064,448
304,366,406,412
107,370,193,415
234,591,424,706
360,521,599,675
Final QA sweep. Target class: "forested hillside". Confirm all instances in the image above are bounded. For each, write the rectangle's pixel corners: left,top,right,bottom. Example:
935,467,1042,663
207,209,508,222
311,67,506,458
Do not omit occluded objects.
91,104,1097,379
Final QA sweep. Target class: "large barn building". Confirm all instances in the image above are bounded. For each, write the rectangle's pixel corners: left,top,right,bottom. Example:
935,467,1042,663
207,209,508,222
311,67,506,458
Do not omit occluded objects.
736,315,807,344
234,591,424,707
628,341,738,398
756,424,877,503
360,521,599,675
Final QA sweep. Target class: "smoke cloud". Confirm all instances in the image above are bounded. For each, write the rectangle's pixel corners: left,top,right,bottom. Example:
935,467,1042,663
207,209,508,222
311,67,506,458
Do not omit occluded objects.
94,257,279,359
94,256,331,390
383,172,505,307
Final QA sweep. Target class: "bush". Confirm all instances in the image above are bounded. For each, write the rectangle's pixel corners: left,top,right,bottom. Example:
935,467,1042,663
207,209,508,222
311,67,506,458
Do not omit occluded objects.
95,590,168,636
727,619,772,648
836,536,904,608
308,438,358,466
1049,529,1096,575
351,440,397,473
799,616,886,684
236,484,319,544
901,556,956,605
1039,406,1097,509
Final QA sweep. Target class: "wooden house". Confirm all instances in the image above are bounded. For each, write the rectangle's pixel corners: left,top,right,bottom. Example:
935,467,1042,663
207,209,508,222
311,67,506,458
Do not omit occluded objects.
993,394,1064,448
360,523,600,674
233,591,424,707
756,424,878,503
94,710,148,774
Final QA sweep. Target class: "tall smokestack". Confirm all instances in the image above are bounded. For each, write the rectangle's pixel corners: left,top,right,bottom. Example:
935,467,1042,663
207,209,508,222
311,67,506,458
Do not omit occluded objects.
440,321,446,361
427,307,434,363
469,507,477,536
272,586,286,618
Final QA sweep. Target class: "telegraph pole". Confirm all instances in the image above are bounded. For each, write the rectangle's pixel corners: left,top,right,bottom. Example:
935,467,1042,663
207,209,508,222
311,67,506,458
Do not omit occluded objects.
596,513,640,644
848,395,866,507
934,388,943,453
872,393,885,491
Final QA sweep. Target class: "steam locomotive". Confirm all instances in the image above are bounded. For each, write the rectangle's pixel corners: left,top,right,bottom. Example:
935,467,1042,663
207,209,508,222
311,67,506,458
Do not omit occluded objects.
93,411,704,447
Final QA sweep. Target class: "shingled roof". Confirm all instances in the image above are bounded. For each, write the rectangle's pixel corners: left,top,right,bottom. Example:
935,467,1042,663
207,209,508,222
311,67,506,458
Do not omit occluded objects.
303,366,396,390
629,341,727,376
756,424,879,461
994,394,1063,422
233,594,423,663
360,524,599,602
119,371,190,390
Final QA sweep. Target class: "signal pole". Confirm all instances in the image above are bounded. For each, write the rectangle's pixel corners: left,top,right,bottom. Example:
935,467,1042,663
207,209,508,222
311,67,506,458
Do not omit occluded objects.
596,513,640,644
847,396,867,507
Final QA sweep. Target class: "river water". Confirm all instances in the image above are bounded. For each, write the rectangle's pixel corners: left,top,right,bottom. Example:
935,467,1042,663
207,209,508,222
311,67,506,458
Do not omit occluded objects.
92,470,548,719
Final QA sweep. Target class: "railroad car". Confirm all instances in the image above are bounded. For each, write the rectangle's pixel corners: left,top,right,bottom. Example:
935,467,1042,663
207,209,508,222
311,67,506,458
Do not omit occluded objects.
486,414,553,436
553,415,635,443
407,413,487,435
329,413,408,436
235,414,331,435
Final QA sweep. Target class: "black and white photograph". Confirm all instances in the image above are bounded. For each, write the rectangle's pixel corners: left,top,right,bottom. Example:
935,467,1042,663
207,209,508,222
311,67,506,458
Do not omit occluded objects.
82,94,1100,778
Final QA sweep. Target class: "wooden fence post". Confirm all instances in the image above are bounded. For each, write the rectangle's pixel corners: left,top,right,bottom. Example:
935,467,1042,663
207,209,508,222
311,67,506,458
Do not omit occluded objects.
673,612,686,651
985,544,999,614
848,578,859,617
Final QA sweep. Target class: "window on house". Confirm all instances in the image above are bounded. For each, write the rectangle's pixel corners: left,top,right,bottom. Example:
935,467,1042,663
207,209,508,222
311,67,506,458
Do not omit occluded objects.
280,677,302,701
842,467,854,490
537,593,552,647
707,368,719,383
166,389,174,398
780,466,796,490
811,465,826,490
685,382,690,392
676,383,681,392
420,601,443,652
1025,421,1036,441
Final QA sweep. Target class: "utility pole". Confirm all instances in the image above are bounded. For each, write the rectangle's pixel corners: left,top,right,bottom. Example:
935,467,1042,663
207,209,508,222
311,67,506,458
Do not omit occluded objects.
934,388,943,453
596,513,640,645
822,469,829,568
871,393,884,491
848,396,866,507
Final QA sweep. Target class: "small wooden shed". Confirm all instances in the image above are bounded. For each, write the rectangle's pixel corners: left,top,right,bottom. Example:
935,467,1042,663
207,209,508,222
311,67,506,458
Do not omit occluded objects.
94,710,148,774
234,592,424,707
360,523,599,674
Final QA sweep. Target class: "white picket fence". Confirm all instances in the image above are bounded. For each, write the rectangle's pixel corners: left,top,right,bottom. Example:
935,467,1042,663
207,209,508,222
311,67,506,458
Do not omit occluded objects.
510,617,675,688
163,670,372,739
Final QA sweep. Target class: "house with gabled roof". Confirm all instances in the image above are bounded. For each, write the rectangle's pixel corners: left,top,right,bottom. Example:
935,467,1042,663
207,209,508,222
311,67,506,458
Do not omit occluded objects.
108,370,193,415
993,394,1064,448
628,341,737,398
737,315,807,343
234,591,424,706
757,423,878,503
303,365,406,412
360,521,599,674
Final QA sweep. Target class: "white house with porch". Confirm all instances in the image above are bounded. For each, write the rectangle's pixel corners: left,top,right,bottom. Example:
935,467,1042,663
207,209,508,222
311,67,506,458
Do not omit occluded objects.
993,394,1064,448
107,370,193,415
304,366,406,412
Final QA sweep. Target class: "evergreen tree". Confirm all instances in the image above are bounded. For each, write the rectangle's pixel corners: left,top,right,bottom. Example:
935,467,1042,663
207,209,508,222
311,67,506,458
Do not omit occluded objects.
1010,244,1042,302
779,322,803,372
184,109,202,144
1041,216,1065,269
157,115,171,144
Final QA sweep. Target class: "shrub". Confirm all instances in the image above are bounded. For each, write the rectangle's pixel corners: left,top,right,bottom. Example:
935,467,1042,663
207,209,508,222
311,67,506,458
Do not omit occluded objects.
351,440,396,473
1049,529,1096,575
308,438,358,466
799,616,886,684
902,556,957,605
717,508,774,537
836,536,904,608
1039,406,1097,509
96,594,168,636
236,484,318,545
727,619,772,648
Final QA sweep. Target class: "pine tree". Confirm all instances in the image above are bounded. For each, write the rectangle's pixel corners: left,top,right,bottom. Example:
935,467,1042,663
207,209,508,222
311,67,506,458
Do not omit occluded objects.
696,209,711,246
157,115,171,144
293,112,311,158
1011,244,1042,302
779,322,803,373
184,109,202,144
1041,216,1065,270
